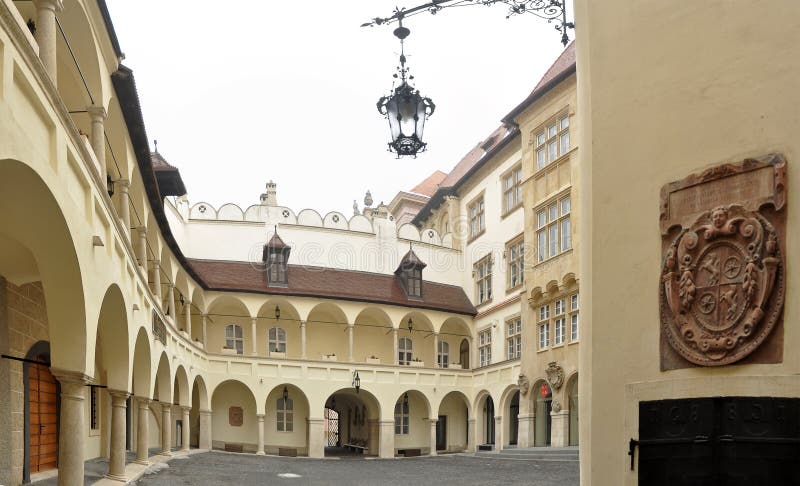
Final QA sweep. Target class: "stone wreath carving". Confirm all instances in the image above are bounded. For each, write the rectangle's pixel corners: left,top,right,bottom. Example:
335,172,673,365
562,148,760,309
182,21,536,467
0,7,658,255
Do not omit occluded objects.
545,362,564,391
517,374,530,396
661,204,784,366
551,399,562,413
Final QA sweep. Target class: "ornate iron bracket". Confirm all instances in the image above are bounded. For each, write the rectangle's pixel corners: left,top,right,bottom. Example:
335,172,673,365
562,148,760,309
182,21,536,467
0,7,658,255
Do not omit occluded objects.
362,0,574,46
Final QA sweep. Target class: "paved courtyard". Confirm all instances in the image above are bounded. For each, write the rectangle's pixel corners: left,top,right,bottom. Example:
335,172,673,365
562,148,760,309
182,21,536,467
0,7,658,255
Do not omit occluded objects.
131,450,579,486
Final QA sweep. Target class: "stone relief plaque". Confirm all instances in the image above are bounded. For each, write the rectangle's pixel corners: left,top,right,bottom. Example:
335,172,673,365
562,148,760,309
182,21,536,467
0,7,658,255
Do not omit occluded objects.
229,406,243,426
660,154,786,369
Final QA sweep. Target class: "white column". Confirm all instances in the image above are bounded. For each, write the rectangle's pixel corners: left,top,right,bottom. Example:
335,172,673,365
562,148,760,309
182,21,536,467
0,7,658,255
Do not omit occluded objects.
467,418,477,452
300,320,307,359
160,404,171,455
201,314,208,349
551,410,570,447
184,300,192,335
517,412,535,448
392,328,399,365
250,317,258,356
166,284,176,321
117,179,131,234
106,390,129,481
136,226,148,269
494,416,503,451
51,370,88,486
429,418,438,456
347,324,354,362
379,420,395,458
199,409,212,450
152,260,162,302
135,397,151,465
34,0,62,82
256,414,265,455
87,105,107,178
433,332,439,367
307,418,325,458
181,406,191,453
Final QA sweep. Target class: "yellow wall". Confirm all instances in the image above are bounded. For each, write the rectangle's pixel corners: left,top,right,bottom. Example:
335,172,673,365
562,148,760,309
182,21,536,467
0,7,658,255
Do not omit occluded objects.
575,0,800,483
211,381,258,451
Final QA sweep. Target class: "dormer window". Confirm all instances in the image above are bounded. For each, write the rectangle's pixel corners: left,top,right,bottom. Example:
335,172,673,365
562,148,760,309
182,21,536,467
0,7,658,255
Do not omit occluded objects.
263,228,290,287
396,247,426,299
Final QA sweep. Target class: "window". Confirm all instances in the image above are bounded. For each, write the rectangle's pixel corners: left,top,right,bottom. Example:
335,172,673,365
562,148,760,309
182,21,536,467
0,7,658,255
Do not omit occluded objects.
268,327,286,353
502,165,523,214
406,268,422,298
475,256,493,305
468,197,485,239
277,397,294,432
506,317,522,360
570,294,580,341
554,298,566,346
536,194,571,263
534,113,570,169
398,337,413,365
394,399,410,435
267,251,287,285
437,340,449,368
478,329,492,367
507,237,525,290
538,305,550,350
90,386,99,430
225,324,244,355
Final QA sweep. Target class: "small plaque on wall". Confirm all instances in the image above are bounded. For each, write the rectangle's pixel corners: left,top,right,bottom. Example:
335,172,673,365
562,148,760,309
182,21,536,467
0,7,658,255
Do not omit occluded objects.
229,406,243,426
659,154,786,369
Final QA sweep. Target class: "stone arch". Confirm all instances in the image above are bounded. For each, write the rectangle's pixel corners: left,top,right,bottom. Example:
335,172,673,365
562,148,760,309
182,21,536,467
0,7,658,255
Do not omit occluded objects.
131,327,151,398
532,378,553,447
94,284,130,391
398,311,434,365
474,390,496,447
59,0,105,104
438,317,471,369
0,160,87,374
257,298,302,358
306,302,349,361
173,365,190,406
190,375,210,449
264,384,310,455
435,390,471,453
323,387,381,457
191,375,209,411
353,306,394,364
499,384,521,447
153,352,171,402
391,390,432,454
211,380,259,452
206,295,251,355
566,372,579,446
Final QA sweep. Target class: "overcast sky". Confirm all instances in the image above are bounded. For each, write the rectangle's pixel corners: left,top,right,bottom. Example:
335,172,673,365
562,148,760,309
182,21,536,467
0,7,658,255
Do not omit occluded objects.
107,1,570,215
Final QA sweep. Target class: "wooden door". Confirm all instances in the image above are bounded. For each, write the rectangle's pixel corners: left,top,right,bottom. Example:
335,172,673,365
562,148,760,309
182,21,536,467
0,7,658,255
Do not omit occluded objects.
29,361,58,473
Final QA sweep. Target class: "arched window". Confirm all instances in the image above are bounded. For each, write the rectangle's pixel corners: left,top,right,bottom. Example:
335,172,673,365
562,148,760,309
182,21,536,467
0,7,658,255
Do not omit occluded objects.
225,324,243,355
460,339,470,369
398,337,412,365
269,327,286,353
277,396,294,432
437,340,449,368
394,398,409,435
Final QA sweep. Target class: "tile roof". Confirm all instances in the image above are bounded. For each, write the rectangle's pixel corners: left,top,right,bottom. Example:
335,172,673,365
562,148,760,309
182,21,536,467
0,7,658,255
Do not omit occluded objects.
439,125,511,188
188,259,476,316
410,170,448,197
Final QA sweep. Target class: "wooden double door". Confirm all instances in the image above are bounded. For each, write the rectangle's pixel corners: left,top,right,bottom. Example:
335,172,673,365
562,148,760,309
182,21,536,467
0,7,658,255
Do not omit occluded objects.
29,361,58,473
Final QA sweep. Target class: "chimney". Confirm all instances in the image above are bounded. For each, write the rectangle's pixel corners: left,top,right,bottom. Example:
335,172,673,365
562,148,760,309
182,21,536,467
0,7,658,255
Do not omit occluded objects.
260,180,278,206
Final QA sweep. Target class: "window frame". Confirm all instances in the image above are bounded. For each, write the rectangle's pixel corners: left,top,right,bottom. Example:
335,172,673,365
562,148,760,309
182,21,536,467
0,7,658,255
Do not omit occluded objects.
225,323,244,355
268,326,287,353
478,328,492,367
534,112,571,170
398,337,413,365
394,399,410,435
437,340,450,368
277,396,294,432
506,235,525,291
267,250,288,286
474,254,493,305
535,193,572,264
467,194,486,241
501,164,523,215
569,293,580,342
506,316,522,360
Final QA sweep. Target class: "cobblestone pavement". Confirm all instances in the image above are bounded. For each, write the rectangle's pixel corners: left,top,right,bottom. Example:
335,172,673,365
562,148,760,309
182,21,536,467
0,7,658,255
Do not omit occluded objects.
131,451,579,486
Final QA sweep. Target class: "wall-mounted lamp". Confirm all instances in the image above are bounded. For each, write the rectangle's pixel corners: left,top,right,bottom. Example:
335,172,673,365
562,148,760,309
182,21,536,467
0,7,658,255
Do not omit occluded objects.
407,318,413,332
331,397,336,409
352,371,361,393
275,305,281,320
403,392,409,408
283,386,289,401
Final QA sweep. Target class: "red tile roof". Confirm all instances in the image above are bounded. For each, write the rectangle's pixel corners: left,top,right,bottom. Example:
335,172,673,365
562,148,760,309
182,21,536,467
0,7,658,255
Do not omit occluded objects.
410,170,448,197
439,125,512,188
188,259,476,316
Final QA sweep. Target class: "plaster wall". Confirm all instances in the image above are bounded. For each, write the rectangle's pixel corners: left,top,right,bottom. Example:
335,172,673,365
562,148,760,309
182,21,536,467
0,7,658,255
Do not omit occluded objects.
211,381,258,452
437,394,468,451
574,0,800,483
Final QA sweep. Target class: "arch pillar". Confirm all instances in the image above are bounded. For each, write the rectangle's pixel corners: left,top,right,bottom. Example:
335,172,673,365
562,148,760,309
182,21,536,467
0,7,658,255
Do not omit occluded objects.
250,317,257,355
180,406,191,453
198,409,212,450
494,415,503,451
135,397,151,464
347,323,354,362
136,227,148,269
551,409,570,447
379,420,394,458
152,260,162,303
106,390,129,481
160,403,171,456
51,369,89,486
87,105,107,178
256,414,265,455
166,284,176,321
467,418,477,452
183,301,192,336
201,314,208,349
117,179,131,235
392,329,399,365
428,418,438,456
307,418,325,458
34,0,62,82
517,412,535,448
300,320,307,359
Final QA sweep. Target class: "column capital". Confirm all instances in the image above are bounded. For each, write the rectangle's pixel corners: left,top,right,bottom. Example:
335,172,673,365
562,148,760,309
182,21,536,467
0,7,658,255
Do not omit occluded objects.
136,225,147,235
116,178,130,191
257,413,265,420
87,104,107,120
251,316,258,322
300,320,307,327
50,367,91,386
199,409,212,416
494,416,503,423
152,259,161,268
428,418,438,425
180,405,191,413
108,389,130,402
135,396,152,406
37,0,64,13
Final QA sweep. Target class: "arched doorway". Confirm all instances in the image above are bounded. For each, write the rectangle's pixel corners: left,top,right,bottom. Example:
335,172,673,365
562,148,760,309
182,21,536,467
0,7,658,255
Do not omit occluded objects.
476,393,495,447
24,341,59,479
323,388,380,457
436,391,470,452
568,375,579,446
534,381,552,447
508,391,520,446
459,339,470,369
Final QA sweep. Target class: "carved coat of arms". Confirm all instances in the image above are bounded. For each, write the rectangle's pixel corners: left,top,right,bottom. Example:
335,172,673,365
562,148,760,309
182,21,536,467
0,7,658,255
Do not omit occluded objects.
545,362,564,390
661,204,784,366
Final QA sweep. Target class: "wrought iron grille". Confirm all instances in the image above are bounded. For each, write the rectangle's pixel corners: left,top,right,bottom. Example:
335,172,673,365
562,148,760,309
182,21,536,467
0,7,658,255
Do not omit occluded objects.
152,311,167,345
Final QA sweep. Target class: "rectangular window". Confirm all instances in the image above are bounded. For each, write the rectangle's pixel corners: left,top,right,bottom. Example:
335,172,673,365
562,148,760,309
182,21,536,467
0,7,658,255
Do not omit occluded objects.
506,237,525,290
554,317,566,345
502,165,523,214
534,113,571,169
538,322,550,350
475,256,493,305
277,397,294,432
469,197,486,239
225,324,244,355
570,293,580,341
539,304,550,321
394,400,409,435
267,252,287,285
269,327,287,353
398,337,413,365
478,329,492,367
437,340,449,368
406,268,422,297
506,317,522,360
535,194,572,263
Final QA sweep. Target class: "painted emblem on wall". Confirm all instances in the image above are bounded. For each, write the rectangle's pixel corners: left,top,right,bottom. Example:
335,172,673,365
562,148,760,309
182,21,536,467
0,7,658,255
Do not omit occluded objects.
229,406,243,426
660,154,786,369
545,362,564,391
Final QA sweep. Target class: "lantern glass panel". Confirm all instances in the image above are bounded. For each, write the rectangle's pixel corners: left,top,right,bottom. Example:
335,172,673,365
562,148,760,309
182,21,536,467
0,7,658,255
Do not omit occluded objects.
387,98,401,141
414,99,427,139
398,94,418,137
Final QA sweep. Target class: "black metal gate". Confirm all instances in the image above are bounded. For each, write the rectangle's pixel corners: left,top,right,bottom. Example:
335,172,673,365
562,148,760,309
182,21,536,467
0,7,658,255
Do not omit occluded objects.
632,397,800,485
324,408,339,447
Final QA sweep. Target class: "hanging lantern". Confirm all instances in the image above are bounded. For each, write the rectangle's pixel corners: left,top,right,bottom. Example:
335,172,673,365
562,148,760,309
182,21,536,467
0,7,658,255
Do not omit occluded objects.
106,175,115,198
376,19,435,157
407,317,413,332
283,386,289,401
275,305,281,320
352,371,361,393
